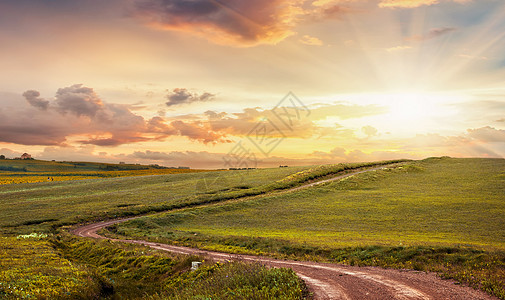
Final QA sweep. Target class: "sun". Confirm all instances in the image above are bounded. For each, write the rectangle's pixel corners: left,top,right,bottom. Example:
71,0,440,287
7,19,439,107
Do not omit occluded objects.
339,91,464,137
386,93,439,123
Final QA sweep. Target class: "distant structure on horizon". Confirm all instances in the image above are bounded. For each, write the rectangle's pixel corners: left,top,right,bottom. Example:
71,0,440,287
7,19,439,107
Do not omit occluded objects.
19,153,32,160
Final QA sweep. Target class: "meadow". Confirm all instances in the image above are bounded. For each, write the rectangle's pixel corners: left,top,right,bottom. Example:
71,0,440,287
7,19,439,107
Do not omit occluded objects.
0,159,208,185
1,233,306,299
0,163,317,235
0,159,403,299
108,157,505,298
0,159,398,236
0,160,321,299
1,157,503,298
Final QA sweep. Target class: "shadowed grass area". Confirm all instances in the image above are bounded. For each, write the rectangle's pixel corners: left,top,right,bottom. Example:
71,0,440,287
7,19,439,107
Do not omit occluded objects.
1,233,307,299
53,234,307,299
109,157,505,299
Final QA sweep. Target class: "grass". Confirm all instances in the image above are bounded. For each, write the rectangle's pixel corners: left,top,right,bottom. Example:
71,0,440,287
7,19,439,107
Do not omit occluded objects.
0,233,306,299
2,157,502,298
0,159,209,185
56,234,306,299
0,236,103,299
0,159,403,298
0,160,400,236
107,157,505,299
0,165,318,235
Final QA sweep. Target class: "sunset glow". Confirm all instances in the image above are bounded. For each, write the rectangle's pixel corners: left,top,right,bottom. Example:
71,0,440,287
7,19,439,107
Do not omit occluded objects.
0,0,504,168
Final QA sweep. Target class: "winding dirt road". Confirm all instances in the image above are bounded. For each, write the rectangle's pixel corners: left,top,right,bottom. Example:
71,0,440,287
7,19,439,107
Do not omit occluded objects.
72,166,497,300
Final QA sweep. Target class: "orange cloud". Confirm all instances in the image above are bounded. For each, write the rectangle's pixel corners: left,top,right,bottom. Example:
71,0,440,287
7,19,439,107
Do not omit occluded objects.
300,35,324,46
2,85,231,146
131,0,358,47
379,0,471,8
379,0,438,8
132,0,305,47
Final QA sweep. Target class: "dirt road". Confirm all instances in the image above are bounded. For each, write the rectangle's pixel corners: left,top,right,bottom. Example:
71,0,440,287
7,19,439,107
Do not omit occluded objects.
72,166,497,299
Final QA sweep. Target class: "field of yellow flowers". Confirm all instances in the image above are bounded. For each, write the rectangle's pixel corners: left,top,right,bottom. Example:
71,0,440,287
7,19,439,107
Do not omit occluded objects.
0,168,209,185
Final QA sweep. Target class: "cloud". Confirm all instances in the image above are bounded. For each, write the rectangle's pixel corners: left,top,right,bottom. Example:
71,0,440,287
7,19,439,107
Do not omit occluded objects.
309,103,388,120
166,88,215,107
406,27,456,42
467,126,505,143
379,0,439,8
378,0,471,8
1,84,230,147
54,84,104,117
311,3,354,19
0,99,78,145
362,125,378,137
203,107,318,138
132,0,304,47
171,120,232,144
0,148,23,159
458,54,488,61
299,35,323,46
311,146,420,162
386,45,412,52
23,90,50,110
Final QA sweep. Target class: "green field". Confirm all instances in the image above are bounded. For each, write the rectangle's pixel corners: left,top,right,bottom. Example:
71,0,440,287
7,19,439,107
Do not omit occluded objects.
107,157,505,298
1,157,504,298
0,164,316,235
1,161,324,299
117,157,505,250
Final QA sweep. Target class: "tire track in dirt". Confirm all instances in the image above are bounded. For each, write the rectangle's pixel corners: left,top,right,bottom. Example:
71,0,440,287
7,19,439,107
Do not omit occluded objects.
72,166,498,300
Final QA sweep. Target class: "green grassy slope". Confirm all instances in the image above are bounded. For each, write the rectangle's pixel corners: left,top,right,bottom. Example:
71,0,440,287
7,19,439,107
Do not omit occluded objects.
108,157,505,298
0,166,311,235
115,157,505,250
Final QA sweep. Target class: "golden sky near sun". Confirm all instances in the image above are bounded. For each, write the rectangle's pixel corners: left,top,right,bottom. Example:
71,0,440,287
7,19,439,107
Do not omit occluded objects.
0,0,504,168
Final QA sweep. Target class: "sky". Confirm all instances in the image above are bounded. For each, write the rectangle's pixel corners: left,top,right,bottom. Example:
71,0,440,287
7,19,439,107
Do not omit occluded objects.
0,0,504,168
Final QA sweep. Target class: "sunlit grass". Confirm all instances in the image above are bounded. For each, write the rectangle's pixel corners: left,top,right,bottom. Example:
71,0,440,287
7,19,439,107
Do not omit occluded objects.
0,165,312,235
0,236,101,299
110,157,505,299
116,158,505,250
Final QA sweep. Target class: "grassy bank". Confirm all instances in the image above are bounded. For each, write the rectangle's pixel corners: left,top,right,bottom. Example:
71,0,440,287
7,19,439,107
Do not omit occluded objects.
0,165,314,235
0,160,402,235
0,235,103,299
1,234,306,299
107,157,505,299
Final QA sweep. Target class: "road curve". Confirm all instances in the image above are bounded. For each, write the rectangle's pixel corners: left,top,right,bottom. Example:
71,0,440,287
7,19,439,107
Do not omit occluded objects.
72,166,498,300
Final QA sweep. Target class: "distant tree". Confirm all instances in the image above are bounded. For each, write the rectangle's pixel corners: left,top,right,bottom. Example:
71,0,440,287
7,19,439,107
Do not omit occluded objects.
0,155,5,159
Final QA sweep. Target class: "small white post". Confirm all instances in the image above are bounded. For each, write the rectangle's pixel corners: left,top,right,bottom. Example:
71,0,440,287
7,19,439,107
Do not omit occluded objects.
191,261,202,271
